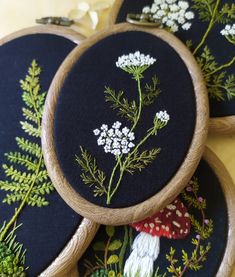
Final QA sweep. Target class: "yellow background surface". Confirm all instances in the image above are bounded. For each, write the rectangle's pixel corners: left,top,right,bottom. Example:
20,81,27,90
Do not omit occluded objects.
0,0,234,275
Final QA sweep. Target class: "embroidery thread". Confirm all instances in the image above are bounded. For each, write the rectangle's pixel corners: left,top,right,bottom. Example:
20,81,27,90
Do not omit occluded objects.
0,60,54,275
79,177,213,277
143,0,235,102
76,51,170,205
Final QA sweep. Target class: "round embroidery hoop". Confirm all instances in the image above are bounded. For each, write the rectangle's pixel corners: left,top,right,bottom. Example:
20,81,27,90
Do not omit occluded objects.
77,147,235,277
108,0,235,135
0,25,98,277
42,23,208,225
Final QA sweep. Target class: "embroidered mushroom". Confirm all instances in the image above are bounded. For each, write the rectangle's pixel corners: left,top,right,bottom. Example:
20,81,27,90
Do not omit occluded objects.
124,198,191,277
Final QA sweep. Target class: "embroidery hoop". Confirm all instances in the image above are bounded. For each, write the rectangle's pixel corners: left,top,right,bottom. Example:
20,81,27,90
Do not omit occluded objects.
108,0,235,135
201,147,235,276
0,25,99,277
42,23,208,225
76,147,235,277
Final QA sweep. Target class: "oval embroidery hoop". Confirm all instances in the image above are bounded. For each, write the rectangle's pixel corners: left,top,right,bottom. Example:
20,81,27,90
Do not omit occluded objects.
108,0,235,135
42,23,208,226
0,25,99,277
77,147,235,277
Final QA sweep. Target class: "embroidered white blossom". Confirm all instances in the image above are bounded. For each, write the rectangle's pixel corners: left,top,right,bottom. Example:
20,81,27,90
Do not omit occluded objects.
116,51,156,69
156,110,170,123
220,24,235,36
93,121,135,156
142,0,194,33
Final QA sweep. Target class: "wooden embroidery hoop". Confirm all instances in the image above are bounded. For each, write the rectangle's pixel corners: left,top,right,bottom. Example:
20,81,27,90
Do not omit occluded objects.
42,23,208,226
108,0,235,135
202,147,235,277
0,25,99,277
76,147,235,277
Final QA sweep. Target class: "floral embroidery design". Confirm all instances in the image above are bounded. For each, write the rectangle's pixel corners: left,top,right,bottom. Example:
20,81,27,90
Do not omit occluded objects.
79,177,213,277
76,51,170,205
143,0,235,102
0,60,54,275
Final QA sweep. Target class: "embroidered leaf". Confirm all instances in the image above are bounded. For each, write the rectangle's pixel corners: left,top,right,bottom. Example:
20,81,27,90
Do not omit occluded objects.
106,226,115,237
76,146,107,197
192,0,214,22
92,241,106,251
142,75,161,106
16,137,41,158
104,86,138,124
125,148,161,175
196,46,235,101
215,3,235,24
0,60,54,209
107,254,119,265
154,267,167,277
108,240,122,251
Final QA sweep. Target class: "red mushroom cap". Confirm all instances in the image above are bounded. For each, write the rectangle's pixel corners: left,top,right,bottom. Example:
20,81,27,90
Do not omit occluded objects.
131,198,191,239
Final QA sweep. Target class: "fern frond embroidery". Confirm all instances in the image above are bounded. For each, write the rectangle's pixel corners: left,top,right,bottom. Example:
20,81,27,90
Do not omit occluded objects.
0,59,54,270
76,52,170,205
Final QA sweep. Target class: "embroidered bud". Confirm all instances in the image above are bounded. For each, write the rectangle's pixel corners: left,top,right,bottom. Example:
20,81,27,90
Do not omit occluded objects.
156,110,170,123
220,24,235,36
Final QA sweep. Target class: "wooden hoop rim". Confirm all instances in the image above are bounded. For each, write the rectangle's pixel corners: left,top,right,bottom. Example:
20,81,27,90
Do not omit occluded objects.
0,25,99,277
108,0,235,135
203,147,235,277
42,22,209,225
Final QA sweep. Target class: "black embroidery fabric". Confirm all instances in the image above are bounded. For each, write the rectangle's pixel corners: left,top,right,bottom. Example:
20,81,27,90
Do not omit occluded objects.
0,34,82,276
115,0,235,118
78,159,228,277
54,31,196,208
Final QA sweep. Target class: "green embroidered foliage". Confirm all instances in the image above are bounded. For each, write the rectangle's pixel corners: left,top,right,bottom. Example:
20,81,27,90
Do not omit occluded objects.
166,177,213,276
0,224,27,276
104,86,138,124
0,60,54,208
76,147,106,197
142,75,161,107
125,148,161,175
196,46,235,101
192,0,235,24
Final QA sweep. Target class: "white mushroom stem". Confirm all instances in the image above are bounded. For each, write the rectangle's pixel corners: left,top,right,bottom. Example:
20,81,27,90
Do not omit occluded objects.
124,232,160,277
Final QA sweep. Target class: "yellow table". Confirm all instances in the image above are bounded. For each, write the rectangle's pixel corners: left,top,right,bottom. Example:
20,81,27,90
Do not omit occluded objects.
0,0,234,275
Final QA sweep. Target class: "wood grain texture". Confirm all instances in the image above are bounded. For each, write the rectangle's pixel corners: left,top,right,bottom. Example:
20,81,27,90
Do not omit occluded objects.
0,25,99,277
0,25,85,46
203,147,235,277
209,116,235,135
42,23,209,226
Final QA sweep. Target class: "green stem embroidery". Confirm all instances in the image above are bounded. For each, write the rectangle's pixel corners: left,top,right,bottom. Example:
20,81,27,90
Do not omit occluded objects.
205,56,235,76
193,0,221,55
119,226,129,273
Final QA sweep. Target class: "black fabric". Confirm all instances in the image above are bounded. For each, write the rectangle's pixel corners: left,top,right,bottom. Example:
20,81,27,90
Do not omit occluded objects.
115,0,235,118
78,159,228,277
54,31,196,208
0,34,82,276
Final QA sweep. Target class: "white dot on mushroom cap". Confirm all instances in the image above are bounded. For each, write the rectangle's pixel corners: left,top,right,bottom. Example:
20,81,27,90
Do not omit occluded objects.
173,221,181,228
166,226,170,232
154,218,162,223
166,212,172,218
184,229,188,234
144,223,148,228
185,212,189,217
162,225,166,230
149,223,155,229
166,204,176,210
180,229,183,234
176,210,182,217
156,226,160,231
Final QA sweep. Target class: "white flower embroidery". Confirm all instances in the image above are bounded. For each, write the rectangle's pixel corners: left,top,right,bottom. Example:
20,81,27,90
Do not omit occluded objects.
116,51,156,69
93,121,135,156
143,0,194,33
156,110,170,123
220,24,235,36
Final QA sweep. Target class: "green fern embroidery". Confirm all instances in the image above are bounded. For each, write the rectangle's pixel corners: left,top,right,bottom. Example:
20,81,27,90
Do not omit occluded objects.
166,177,213,276
0,60,54,242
